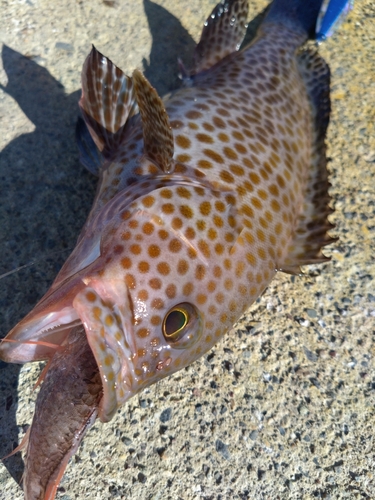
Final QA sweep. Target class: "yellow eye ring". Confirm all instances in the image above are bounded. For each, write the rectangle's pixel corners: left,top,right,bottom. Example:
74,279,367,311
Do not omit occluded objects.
162,303,202,349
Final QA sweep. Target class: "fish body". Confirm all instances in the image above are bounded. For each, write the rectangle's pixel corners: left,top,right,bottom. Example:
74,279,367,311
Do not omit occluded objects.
0,0,352,498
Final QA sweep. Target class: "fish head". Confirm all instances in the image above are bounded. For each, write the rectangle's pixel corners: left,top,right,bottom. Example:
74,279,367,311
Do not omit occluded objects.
72,177,244,421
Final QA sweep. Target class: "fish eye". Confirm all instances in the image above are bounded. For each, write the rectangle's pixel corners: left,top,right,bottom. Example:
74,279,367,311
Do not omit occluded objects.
162,303,202,349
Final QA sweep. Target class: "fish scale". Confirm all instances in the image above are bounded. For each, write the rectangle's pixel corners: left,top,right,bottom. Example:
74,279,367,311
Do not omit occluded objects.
0,0,352,498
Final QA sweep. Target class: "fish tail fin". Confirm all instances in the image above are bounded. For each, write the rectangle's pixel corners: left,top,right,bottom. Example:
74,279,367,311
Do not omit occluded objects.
264,0,324,39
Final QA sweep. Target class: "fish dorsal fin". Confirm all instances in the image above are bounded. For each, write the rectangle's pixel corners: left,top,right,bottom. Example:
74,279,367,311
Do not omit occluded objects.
193,0,249,74
282,48,336,270
79,46,138,159
132,69,174,173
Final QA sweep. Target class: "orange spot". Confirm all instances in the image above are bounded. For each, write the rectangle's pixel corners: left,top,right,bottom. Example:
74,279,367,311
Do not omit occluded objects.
224,278,233,290
142,195,155,208
197,294,207,305
216,292,224,304
271,199,281,212
258,247,267,260
203,149,224,164
142,222,154,235
148,244,161,258
151,298,164,309
183,282,194,296
157,262,170,275
158,229,169,240
93,306,102,320
246,252,257,266
256,229,266,242
196,133,213,144
251,197,262,210
137,328,150,339
180,205,194,219
130,244,141,255
176,135,191,149
138,289,148,301
199,201,212,216
169,239,182,252
138,261,150,273
177,259,189,275
218,132,229,142
215,243,224,255
86,291,96,303
219,170,235,183
198,159,213,169
213,266,222,278
177,186,192,199
121,231,131,241
160,189,173,198
125,274,136,289
172,217,183,229
121,257,132,269
223,147,237,160
196,219,206,231
198,240,210,258
176,154,191,163
195,264,206,280
213,116,225,128
166,284,176,299
229,164,244,176
105,315,114,327
215,201,225,212
149,278,162,290
185,227,196,239
162,203,175,214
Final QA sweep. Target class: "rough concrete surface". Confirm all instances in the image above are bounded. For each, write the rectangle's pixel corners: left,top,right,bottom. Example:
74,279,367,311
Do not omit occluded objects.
0,0,374,499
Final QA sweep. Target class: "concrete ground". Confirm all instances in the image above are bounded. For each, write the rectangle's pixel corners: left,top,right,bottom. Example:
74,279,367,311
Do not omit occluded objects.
0,0,374,499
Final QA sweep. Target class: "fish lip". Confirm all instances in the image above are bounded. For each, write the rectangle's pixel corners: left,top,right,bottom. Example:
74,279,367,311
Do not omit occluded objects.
73,283,136,422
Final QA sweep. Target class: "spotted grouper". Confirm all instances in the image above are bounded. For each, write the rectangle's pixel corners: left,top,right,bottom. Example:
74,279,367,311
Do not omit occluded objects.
0,0,352,498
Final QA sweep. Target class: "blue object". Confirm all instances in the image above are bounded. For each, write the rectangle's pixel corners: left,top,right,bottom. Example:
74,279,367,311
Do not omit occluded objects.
316,0,354,41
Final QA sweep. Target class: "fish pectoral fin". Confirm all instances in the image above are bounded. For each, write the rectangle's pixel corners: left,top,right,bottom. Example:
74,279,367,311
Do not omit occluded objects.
193,0,249,75
132,69,174,173
279,47,337,271
79,46,138,160
75,116,104,176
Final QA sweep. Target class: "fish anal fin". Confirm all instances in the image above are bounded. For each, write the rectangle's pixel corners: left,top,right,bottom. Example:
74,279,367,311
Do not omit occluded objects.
132,69,174,173
193,0,249,74
281,48,336,271
79,46,138,159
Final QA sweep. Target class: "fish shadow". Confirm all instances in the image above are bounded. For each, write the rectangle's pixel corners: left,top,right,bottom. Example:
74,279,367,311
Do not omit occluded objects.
0,0,267,488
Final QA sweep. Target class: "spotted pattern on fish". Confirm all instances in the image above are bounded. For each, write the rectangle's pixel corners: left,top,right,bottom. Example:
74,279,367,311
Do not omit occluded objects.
0,0,349,495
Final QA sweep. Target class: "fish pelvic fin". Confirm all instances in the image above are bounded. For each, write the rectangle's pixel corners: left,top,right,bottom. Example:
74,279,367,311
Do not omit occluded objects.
132,69,174,173
192,0,249,75
75,116,104,176
79,46,138,160
282,48,337,270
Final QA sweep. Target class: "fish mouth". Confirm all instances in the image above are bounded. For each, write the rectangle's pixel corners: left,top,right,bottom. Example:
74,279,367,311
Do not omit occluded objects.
0,306,82,364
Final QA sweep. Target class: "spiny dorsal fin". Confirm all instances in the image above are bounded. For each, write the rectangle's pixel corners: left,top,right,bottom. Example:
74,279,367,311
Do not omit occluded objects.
132,69,174,173
282,48,336,270
193,0,249,74
79,46,138,158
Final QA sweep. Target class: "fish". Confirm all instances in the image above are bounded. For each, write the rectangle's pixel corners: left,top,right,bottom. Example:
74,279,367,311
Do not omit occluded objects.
0,0,353,498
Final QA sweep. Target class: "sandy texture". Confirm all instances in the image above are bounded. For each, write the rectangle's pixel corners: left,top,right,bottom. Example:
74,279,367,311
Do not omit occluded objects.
0,1,374,499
